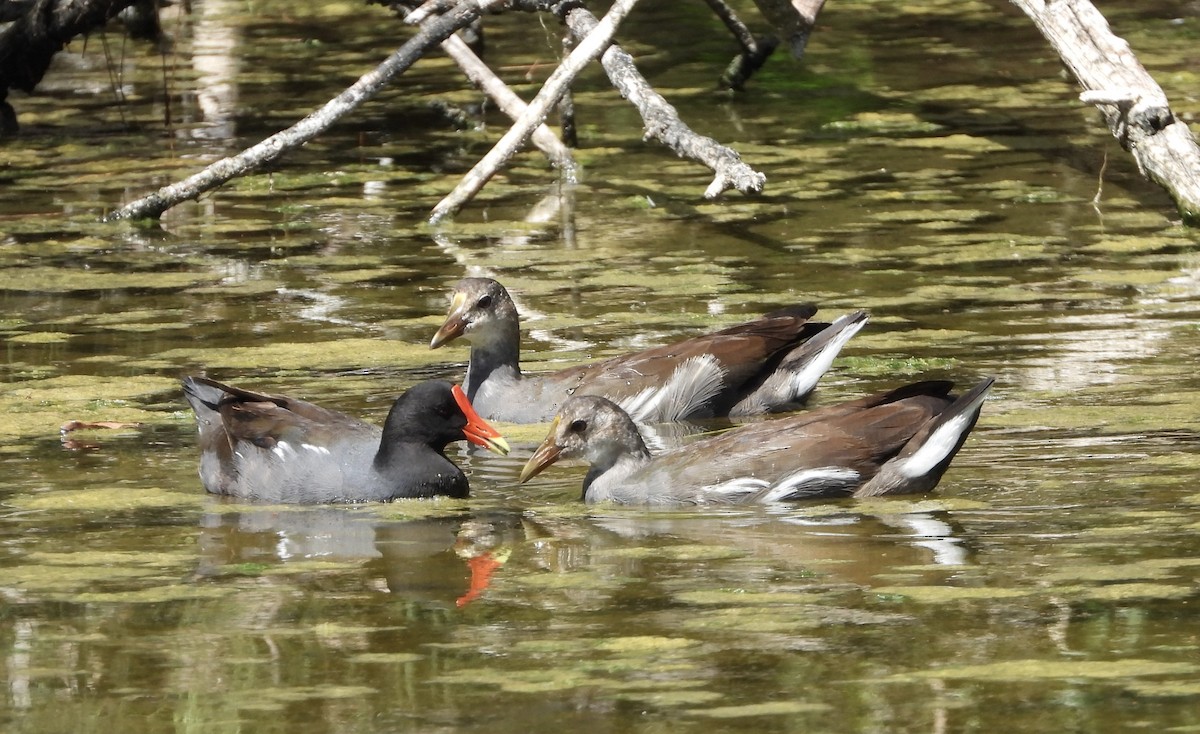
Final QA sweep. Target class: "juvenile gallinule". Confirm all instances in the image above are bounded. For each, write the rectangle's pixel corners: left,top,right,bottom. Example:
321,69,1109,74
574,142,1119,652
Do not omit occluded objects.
519,378,994,505
182,377,510,503
430,277,868,423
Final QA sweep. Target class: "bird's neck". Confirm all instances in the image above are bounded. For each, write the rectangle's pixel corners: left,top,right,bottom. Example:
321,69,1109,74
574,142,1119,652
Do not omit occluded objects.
374,435,440,472
582,450,651,501
581,433,652,499
465,320,522,401
372,440,466,499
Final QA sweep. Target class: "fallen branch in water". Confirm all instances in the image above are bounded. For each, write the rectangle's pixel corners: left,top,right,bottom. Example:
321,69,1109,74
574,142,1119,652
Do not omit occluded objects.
439,32,577,175
1011,0,1200,222
430,0,638,223
105,0,505,221
558,3,766,200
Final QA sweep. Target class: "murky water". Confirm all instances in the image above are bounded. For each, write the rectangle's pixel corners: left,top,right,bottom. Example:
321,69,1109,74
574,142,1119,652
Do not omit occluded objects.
4,0,1200,731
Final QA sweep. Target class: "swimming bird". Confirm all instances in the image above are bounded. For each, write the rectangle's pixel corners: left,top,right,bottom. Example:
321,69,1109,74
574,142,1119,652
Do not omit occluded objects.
519,378,994,505
182,377,509,503
429,277,867,423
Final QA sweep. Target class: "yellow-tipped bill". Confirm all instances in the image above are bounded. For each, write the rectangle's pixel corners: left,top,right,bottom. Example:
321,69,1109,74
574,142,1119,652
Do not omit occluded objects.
452,385,510,456
519,416,562,483
430,291,468,349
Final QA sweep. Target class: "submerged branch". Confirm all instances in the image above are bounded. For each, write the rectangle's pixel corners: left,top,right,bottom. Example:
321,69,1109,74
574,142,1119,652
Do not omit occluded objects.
105,0,505,222
1011,0,1200,222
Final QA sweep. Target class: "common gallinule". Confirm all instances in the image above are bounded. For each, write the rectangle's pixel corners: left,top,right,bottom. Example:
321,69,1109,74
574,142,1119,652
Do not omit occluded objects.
519,378,994,504
182,377,510,503
430,277,868,423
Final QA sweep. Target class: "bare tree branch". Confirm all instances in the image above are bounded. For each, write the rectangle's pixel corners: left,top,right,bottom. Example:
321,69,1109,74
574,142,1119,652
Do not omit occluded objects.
561,5,766,199
1011,0,1200,222
702,0,778,90
439,32,576,173
0,0,142,135
752,0,826,59
104,0,507,221
429,0,638,224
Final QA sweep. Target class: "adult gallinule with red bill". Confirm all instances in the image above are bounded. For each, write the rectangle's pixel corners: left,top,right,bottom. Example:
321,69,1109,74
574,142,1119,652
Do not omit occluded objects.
183,377,509,503
519,378,994,505
430,277,868,424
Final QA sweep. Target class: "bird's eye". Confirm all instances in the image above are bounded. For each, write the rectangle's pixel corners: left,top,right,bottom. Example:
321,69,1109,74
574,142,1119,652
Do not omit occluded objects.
569,419,587,433
476,295,493,309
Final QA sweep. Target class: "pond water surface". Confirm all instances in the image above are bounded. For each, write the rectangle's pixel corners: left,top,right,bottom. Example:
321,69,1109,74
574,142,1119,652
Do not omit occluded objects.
3,1,1200,732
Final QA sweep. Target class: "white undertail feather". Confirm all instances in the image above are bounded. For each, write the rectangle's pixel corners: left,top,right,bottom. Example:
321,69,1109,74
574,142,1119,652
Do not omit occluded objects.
731,312,867,414
896,388,989,479
619,355,727,422
785,314,867,398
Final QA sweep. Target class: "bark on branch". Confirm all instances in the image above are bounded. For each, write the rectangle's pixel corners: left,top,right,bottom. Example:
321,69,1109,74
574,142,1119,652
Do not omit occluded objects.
561,5,766,199
1011,0,1200,222
429,0,637,223
438,32,576,174
105,0,505,221
0,0,141,134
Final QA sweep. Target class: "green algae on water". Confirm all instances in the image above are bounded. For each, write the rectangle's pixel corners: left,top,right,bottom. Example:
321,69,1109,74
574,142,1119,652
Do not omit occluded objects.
689,701,830,718
149,337,438,371
893,659,1197,682
12,487,201,512
872,586,1034,603
66,585,235,603
348,652,425,664
592,544,747,562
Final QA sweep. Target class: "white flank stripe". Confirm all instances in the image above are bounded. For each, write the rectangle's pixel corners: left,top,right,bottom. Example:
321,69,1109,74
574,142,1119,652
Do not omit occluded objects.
301,443,332,456
705,477,769,500
761,467,861,503
272,441,297,460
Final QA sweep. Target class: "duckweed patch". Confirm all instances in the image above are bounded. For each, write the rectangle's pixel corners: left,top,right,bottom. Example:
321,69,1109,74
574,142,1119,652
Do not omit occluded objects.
595,636,701,654
871,586,1033,603
12,487,201,512
66,585,234,603
689,701,830,718
0,374,178,439
506,570,632,591
674,590,827,606
8,331,73,344
2,564,164,591
26,550,194,569
592,544,747,562
677,606,823,634
148,338,438,371
835,355,959,376
348,652,425,664
896,659,1197,682
1062,583,1195,602
1125,680,1200,697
